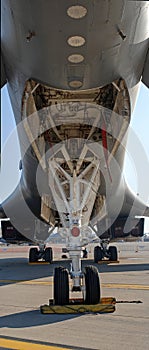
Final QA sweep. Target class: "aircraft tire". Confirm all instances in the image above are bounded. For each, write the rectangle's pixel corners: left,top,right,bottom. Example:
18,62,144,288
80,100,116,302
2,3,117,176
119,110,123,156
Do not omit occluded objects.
108,246,118,261
44,247,53,262
84,265,100,304
54,267,69,305
29,247,38,262
94,246,103,263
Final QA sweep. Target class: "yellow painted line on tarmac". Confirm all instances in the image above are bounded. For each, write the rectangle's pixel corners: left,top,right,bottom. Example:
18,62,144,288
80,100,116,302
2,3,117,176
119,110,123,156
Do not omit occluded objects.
0,280,149,290
0,337,71,350
28,262,50,265
102,283,149,290
0,279,53,285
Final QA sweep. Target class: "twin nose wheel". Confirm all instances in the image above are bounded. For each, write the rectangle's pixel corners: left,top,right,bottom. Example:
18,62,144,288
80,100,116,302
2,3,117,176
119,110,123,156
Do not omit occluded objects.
54,265,100,306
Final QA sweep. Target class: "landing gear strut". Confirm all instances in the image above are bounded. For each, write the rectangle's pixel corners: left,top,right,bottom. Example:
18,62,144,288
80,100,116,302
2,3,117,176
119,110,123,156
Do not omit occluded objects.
94,240,118,263
46,137,103,305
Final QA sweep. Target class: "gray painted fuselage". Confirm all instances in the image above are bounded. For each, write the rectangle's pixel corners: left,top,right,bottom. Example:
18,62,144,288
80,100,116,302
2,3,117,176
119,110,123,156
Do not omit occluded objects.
1,1,149,241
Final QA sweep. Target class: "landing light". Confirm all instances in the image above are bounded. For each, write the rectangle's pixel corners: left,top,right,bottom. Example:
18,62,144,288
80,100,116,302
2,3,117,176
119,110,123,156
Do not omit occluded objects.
67,5,87,19
67,36,85,47
68,54,84,63
69,80,83,88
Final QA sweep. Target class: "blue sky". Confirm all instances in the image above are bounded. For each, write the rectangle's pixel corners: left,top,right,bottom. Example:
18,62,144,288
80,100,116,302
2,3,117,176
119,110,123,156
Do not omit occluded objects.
1,83,149,232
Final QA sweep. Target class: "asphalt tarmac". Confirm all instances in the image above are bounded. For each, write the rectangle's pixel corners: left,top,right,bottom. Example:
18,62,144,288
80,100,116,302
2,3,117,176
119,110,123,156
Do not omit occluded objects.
0,242,149,350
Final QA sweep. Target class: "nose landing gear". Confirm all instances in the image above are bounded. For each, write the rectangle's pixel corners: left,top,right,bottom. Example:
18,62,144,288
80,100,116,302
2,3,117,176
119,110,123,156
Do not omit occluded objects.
41,257,115,314
53,264,100,306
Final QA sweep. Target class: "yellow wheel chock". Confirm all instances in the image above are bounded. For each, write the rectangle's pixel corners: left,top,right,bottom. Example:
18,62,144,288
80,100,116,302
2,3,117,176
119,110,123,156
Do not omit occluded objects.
40,297,116,314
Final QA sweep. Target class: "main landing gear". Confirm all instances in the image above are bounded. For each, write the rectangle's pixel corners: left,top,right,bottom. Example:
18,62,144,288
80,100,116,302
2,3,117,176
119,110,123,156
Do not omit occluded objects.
29,245,53,263
94,241,118,263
